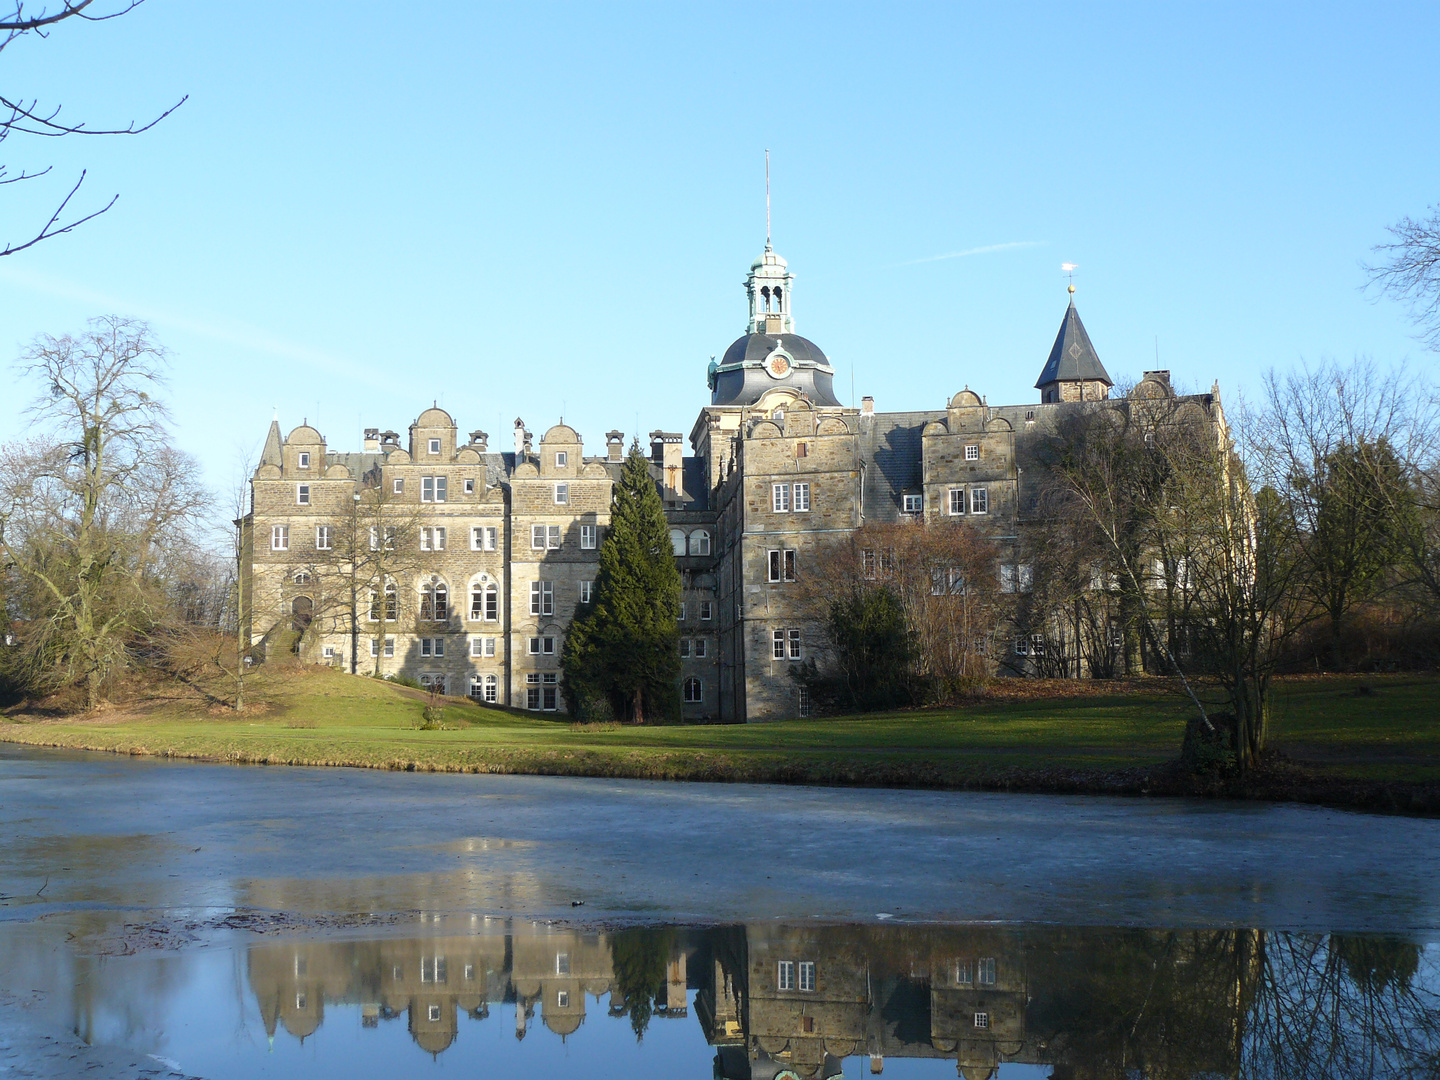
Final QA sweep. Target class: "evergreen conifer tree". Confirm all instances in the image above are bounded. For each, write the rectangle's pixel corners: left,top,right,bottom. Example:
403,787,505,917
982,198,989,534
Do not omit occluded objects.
562,443,681,723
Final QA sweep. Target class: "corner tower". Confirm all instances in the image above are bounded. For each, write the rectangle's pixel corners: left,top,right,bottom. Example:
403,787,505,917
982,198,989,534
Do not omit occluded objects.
1035,287,1113,403
708,244,841,407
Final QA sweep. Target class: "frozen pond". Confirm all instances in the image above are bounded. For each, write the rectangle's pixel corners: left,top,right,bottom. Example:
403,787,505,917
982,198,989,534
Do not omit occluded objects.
2,744,1440,1077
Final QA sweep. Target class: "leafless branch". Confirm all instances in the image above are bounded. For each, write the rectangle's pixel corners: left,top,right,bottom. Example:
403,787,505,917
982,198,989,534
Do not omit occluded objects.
1366,207,1440,351
0,169,116,256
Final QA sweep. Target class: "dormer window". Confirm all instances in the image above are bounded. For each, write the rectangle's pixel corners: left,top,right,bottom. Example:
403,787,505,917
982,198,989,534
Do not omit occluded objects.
555,451,568,468
297,452,310,469
428,438,441,455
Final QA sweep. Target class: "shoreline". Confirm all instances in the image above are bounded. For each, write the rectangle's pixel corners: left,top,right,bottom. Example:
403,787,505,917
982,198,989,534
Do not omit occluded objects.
4,725,1437,819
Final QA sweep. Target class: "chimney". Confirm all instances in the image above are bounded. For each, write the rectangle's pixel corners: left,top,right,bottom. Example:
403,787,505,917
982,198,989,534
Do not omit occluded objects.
363,427,380,452
513,418,526,458
650,430,685,498
861,396,875,417
380,430,400,448
606,430,625,462
869,1053,883,1074
1143,370,1172,390
469,430,488,452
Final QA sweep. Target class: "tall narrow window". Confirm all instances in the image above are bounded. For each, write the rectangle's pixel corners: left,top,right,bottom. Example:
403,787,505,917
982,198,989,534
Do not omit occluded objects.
547,525,561,549
798,962,815,992
784,550,796,581
797,686,812,717
530,581,554,616
531,524,545,549
422,477,434,502
792,483,810,512
297,451,310,468
580,524,597,549
670,529,686,556
949,488,964,515
555,451,568,468
579,580,593,604
788,629,802,659
683,677,703,703
315,525,332,550
393,478,404,494
772,484,790,512
421,580,448,621
296,484,310,505
772,630,785,660
970,487,988,514
554,483,568,505
271,525,289,551
777,961,794,991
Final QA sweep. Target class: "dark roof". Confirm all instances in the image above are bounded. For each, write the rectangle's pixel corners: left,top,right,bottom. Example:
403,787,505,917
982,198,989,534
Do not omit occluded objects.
857,411,936,523
1034,300,1112,389
720,332,830,370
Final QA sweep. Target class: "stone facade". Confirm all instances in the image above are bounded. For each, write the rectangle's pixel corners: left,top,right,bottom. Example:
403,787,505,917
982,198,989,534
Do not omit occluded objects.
242,245,1223,721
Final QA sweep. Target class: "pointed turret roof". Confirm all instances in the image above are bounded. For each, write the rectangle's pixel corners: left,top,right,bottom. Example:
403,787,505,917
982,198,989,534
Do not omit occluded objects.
1035,298,1112,389
260,418,284,467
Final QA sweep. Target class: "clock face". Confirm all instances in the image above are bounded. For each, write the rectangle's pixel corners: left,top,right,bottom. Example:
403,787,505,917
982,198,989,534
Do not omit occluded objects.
765,352,791,379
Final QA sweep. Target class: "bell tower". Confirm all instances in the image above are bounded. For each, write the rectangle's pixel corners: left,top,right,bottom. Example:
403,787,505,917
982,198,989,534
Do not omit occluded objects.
746,245,794,335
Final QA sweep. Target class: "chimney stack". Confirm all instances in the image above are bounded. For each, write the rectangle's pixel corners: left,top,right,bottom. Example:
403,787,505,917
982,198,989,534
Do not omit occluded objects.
363,427,380,452
861,396,875,417
606,430,625,462
650,430,685,499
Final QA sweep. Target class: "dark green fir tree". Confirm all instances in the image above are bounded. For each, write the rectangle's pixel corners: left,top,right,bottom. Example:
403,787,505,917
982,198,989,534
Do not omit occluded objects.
562,443,681,723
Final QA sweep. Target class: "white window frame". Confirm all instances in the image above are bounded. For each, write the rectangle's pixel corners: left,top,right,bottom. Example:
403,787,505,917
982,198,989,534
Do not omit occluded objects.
464,478,475,494
555,451,568,468
772,483,790,512
970,486,988,514
792,482,810,512
948,488,964,515
689,530,711,556
679,639,691,658
547,525,561,550
965,444,980,461
1015,635,1028,656
772,630,785,660
315,525,331,550
296,484,310,505
977,957,996,986
531,524,545,550
297,451,310,468
788,628,802,660
903,493,923,514
1030,633,1045,656
428,438,441,455
530,580,554,617
777,961,794,991
767,549,797,583
700,600,712,620
580,524,597,549
798,961,815,992
579,580,594,604
683,677,703,703
554,483,568,505
974,1012,989,1029
271,525,289,551
693,638,707,658
393,477,404,494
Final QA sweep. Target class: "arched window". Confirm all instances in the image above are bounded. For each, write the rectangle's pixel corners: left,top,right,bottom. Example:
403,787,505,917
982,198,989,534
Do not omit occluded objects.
773,285,783,310
761,285,771,312
292,571,310,585
688,530,711,556
384,581,398,622
420,578,448,621
683,677,703,703
669,529,686,557
469,673,498,704
469,581,498,622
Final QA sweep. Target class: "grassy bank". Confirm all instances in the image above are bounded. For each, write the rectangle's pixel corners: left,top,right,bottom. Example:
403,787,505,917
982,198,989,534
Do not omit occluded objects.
2,667,1438,814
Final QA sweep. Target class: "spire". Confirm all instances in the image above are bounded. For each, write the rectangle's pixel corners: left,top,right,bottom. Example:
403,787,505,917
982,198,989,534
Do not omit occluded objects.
260,418,283,467
1034,293,1112,398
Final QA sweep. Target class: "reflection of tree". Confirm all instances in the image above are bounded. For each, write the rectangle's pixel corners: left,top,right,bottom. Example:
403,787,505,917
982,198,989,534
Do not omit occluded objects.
1243,933,1438,1080
609,927,673,1041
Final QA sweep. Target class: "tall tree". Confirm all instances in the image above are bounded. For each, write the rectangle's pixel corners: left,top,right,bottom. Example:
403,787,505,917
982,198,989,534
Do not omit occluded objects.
562,444,680,723
1369,206,1440,351
0,317,207,707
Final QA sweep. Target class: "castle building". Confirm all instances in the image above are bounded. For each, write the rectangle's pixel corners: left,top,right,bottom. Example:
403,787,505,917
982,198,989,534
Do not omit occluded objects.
242,245,1224,721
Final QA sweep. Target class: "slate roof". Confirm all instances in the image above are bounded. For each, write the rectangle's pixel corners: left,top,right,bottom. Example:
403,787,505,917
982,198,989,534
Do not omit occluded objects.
1034,300,1112,389
857,411,938,523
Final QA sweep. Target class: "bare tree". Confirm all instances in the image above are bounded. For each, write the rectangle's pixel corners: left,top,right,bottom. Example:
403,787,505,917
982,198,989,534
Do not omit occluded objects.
0,317,208,707
1368,207,1440,351
1,1,185,256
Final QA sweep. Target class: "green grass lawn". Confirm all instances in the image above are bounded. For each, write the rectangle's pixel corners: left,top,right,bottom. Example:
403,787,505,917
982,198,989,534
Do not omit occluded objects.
3,667,1437,797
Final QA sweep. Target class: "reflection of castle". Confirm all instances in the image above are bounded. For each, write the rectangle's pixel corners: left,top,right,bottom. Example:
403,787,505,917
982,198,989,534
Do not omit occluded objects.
248,921,1255,1076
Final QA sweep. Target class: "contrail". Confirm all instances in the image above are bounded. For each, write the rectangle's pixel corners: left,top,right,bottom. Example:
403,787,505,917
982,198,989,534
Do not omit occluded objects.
895,240,1044,266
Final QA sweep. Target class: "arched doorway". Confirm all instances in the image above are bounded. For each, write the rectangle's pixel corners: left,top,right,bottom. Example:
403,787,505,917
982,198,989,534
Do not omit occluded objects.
291,595,313,633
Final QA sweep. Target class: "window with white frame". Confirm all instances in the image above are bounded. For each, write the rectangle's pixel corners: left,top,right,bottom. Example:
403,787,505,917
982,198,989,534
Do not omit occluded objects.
419,637,446,658
693,638,707,658
393,477,404,494
956,960,973,985
293,571,310,584
464,478,475,494
772,483,790,512
903,493,923,514
699,600,712,620
767,549,797,582
421,476,447,503
777,961,794,991
688,530,710,556
556,990,569,1008
420,526,446,551
315,525,332,550
420,579,449,620
322,645,336,660
547,525,560,549
798,961,815,992
580,524,597,549
579,580,593,604
1030,633,1045,656
773,629,801,660
977,957,996,986
298,451,310,468
683,677,703,703
369,526,395,551
669,529,686,556
471,525,497,551
792,482,810,512
970,486,988,514
471,582,498,621
428,438,441,455
965,444,980,461
679,639,690,658
1000,564,1017,593
370,636,396,658
676,601,686,621
296,484,310,505
555,451,567,468
525,672,558,711
974,1012,989,1029
469,673,497,703
861,549,877,579
530,580,553,616
271,525,289,551
948,488,964,515
1018,564,1034,592
1109,622,1124,649
531,524,545,550
1015,635,1028,656
527,636,555,655
554,483,568,505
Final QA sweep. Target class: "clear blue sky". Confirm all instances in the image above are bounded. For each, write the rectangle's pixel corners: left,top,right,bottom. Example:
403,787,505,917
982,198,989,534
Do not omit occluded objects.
2,2,1437,491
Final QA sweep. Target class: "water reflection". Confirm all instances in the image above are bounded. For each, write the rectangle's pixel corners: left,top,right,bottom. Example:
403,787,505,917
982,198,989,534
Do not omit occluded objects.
232,921,1440,1079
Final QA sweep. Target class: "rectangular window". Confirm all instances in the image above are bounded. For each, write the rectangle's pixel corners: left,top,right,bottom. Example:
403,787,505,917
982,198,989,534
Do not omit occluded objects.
903,493,923,514
693,639,706,658
861,549,877,579
579,580,593,604
428,438,441,454
1018,564,1034,592
530,581,554,616
434,476,447,502
949,488,964,515
974,1012,989,1030
554,483,568,505
1030,633,1045,656
798,685,811,717
957,960,973,985
528,637,553,655
298,451,310,468
315,525,331,550
393,478,404,494
931,568,947,596
977,957,996,986
788,629,802,660
531,524,545,550
554,451,568,469
421,476,447,502
679,639,691,658
464,478,475,494
434,638,444,658
1015,635,1028,656
543,686,557,711
700,600,712,620
370,638,379,657
384,637,395,658
1109,623,1124,649
772,483,790,512
296,484,310,505
677,602,685,622
772,630,786,660
421,638,432,657
1000,564,1016,593
684,678,703,703
547,525,561,550
471,526,494,551
777,961,794,991
767,550,797,583
965,444,980,461
420,526,446,551
271,525,289,551
970,487,988,514
793,482,810,512
580,524,596,549
796,441,807,458
470,637,484,658
798,961,815,992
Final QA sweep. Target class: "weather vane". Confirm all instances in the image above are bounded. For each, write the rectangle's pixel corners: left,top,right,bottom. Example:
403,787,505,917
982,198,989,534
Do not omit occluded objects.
1062,262,1078,295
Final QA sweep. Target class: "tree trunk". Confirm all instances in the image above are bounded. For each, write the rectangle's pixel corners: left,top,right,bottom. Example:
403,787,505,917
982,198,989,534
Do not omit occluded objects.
633,685,645,725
